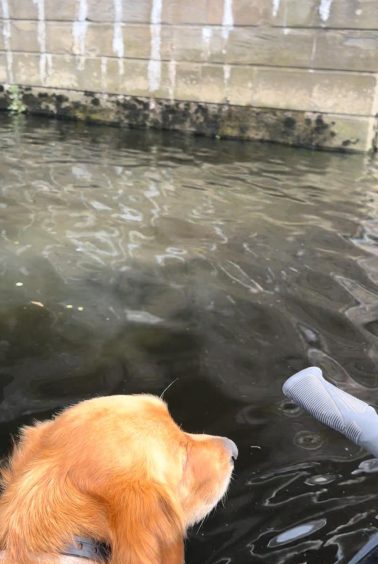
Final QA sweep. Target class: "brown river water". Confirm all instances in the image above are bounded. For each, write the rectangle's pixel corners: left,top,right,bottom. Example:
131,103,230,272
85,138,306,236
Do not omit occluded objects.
0,114,378,563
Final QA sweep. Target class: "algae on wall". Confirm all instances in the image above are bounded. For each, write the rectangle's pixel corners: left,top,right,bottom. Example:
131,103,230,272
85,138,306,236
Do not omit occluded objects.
0,0,377,151
7,85,26,114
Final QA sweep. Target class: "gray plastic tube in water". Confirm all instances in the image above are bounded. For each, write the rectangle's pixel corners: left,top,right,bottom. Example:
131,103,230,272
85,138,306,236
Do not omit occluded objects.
282,367,378,458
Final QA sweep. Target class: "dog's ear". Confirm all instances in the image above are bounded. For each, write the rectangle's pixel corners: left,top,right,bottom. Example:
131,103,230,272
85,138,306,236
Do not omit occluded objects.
107,479,184,564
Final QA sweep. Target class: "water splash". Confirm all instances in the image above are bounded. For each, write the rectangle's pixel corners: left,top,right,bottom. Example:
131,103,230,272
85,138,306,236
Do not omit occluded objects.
222,0,234,40
319,0,333,22
113,0,124,75
32,0,47,83
148,0,163,93
0,0,13,82
72,0,88,71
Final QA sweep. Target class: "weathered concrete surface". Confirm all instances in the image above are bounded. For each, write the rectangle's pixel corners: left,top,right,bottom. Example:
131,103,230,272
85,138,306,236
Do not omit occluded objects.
0,85,376,153
3,51,377,116
1,0,378,152
4,0,378,28
4,22,378,73
250,68,377,116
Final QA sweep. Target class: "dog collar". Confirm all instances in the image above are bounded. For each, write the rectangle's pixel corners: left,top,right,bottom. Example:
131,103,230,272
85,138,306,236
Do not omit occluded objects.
61,536,111,561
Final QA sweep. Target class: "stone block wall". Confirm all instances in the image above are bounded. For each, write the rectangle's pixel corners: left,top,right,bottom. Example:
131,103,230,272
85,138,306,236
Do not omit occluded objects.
0,0,377,151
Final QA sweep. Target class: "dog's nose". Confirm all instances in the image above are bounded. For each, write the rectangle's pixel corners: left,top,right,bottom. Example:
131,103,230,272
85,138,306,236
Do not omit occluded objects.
222,437,238,461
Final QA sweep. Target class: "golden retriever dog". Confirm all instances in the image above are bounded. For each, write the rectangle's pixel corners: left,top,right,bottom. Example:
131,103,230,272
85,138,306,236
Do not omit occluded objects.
0,394,237,564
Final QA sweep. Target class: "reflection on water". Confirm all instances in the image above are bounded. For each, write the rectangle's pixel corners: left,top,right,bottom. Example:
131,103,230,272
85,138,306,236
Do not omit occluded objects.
0,114,378,563
268,518,327,547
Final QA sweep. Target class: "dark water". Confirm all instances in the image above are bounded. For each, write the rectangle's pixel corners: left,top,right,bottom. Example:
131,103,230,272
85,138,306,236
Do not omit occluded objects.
0,114,378,563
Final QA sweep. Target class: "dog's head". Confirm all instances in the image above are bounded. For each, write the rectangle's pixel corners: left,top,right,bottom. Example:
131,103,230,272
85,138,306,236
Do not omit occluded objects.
0,394,237,563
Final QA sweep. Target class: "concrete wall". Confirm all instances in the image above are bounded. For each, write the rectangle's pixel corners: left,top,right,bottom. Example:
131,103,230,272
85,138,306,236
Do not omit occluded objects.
0,0,377,151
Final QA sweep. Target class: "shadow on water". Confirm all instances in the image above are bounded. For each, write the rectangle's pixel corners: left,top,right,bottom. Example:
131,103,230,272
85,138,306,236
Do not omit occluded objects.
0,113,378,562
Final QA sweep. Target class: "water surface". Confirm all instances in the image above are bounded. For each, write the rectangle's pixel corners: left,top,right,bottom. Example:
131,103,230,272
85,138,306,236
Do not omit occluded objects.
0,114,378,563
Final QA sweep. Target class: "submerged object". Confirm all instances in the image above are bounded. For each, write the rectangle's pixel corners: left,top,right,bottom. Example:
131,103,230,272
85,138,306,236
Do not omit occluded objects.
282,366,378,563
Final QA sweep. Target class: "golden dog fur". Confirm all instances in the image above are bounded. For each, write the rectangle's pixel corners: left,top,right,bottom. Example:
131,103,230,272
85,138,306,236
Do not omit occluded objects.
0,394,236,564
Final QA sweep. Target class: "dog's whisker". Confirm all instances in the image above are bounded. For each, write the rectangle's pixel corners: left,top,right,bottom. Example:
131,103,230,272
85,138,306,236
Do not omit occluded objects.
160,378,178,399
196,516,207,534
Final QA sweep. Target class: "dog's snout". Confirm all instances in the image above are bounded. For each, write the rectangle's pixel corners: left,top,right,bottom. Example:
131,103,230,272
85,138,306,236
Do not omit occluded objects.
222,437,238,461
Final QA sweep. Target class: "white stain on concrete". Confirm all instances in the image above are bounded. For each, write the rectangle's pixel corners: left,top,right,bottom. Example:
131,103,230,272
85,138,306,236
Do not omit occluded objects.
310,35,317,67
223,63,231,92
202,26,213,59
32,0,47,83
148,0,163,92
113,0,124,74
168,59,176,101
1,0,13,82
101,56,107,91
272,0,281,17
319,0,333,22
222,0,234,40
46,53,53,76
73,0,88,70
